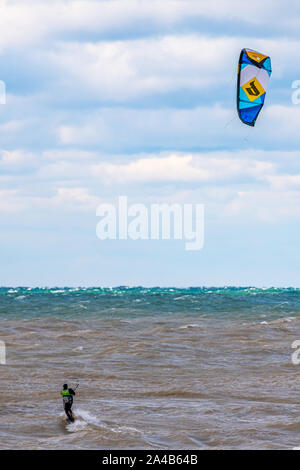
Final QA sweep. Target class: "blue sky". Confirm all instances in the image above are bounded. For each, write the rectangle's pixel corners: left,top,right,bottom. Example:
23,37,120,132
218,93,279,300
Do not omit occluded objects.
1,0,300,287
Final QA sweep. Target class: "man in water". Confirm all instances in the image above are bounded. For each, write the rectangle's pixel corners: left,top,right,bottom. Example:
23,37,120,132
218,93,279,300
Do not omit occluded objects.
61,383,76,422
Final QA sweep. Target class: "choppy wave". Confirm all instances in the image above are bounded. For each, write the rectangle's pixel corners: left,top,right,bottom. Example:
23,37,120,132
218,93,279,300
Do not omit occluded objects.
1,286,300,321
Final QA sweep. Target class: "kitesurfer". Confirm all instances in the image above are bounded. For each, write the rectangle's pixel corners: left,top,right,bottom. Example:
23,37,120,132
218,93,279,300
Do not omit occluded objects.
61,383,76,422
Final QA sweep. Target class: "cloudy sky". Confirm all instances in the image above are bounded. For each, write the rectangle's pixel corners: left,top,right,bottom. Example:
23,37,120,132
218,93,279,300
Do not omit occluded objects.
1,0,300,286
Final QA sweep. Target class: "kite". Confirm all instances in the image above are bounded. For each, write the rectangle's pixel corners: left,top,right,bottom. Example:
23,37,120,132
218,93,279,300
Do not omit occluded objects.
237,48,271,126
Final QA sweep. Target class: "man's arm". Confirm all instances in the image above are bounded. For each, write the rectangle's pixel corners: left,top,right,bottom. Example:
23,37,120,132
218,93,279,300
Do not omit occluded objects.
69,388,76,396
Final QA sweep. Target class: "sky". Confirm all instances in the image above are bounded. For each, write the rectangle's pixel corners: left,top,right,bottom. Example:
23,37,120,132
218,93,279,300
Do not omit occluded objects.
1,0,300,287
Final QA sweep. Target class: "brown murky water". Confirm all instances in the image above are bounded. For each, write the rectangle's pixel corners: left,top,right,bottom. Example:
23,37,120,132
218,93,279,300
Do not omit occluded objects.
1,287,300,449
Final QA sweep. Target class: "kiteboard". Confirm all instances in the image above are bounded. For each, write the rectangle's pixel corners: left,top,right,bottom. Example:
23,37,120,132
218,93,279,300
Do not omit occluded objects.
63,413,76,424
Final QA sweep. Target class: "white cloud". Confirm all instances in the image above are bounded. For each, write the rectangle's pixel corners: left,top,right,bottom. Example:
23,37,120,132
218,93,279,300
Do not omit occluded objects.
43,34,300,103
1,1,300,105
43,149,97,160
0,185,100,213
54,186,100,209
56,105,232,148
224,188,300,222
55,103,300,151
1,5,300,107
1,0,299,52
91,151,276,184
1,145,300,224
266,174,300,190
0,189,24,212
0,150,38,173
0,120,25,134
49,35,238,102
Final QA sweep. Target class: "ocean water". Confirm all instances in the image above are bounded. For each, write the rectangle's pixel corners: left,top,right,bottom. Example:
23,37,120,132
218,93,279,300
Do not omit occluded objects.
1,286,300,449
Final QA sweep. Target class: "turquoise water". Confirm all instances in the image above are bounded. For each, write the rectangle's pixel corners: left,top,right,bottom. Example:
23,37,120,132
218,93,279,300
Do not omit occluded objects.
1,286,300,320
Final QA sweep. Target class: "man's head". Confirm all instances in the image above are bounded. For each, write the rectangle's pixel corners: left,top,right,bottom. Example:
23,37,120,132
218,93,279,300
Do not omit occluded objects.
63,384,68,390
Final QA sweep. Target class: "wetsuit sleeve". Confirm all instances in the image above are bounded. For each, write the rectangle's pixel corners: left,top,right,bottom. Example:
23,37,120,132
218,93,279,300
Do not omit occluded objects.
69,388,75,396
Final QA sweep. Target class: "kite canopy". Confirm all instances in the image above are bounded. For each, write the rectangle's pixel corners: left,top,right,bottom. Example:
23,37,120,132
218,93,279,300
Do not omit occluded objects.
237,48,272,126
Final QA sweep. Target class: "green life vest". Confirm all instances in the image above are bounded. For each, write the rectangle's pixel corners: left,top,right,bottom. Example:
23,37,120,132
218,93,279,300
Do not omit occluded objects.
61,390,72,405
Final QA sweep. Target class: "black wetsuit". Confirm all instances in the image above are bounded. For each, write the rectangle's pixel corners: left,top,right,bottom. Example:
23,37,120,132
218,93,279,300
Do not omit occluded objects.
62,388,76,422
